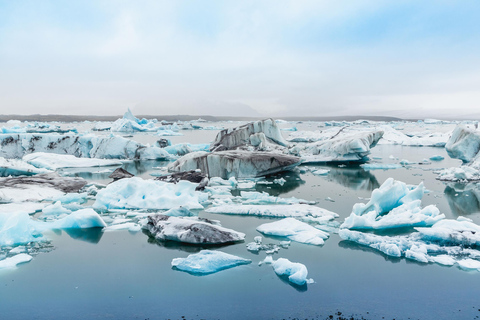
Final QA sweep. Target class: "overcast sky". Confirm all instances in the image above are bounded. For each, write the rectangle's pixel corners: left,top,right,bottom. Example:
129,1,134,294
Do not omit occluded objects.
1,0,480,119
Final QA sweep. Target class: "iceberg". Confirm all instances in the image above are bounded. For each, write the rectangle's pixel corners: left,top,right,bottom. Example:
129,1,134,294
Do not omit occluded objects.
378,125,450,147
341,178,444,230
0,254,33,269
171,250,251,275
0,133,171,160
257,218,329,245
93,177,205,211
298,130,383,163
23,152,122,170
144,214,245,244
169,150,301,179
110,109,157,132
272,258,312,286
206,204,337,222
0,157,51,177
416,219,480,247
210,119,288,152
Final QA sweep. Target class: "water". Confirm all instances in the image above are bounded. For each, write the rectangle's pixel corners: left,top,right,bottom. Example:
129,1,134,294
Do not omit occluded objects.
1,121,480,319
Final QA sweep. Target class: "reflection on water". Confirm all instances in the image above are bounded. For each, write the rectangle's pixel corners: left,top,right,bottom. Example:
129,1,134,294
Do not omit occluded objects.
338,240,402,264
255,171,305,196
325,165,380,191
143,230,238,253
275,274,308,292
57,227,104,244
123,160,171,176
444,185,480,217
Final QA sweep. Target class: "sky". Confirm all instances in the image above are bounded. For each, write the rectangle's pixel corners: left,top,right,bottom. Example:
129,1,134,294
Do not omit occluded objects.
1,0,480,119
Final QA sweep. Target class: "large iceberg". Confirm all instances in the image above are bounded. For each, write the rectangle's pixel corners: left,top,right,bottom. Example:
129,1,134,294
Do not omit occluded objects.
378,125,450,147
171,250,251,275
210,119,288,152
168,150,301,179
23,152,123,170
93,177,206,211
0,133,170,160
341,178,444,230
257,218,329,245
144,214,245,244
298,130,383,163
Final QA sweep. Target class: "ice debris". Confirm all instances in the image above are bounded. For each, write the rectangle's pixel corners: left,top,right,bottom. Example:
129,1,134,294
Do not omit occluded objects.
0,157,51,177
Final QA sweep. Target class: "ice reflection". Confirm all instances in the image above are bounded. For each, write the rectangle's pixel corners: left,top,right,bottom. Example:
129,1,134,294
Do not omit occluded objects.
323,165,379,191
444,185,480,217
255,171,305,196
54,227,104,244
275,274,308,292
338,240,402,264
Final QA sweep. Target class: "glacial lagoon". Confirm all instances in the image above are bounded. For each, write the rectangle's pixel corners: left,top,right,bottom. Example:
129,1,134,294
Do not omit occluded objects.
1,118,480,320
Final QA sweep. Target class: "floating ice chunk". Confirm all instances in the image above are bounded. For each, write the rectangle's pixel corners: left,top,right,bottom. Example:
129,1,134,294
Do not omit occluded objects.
273,178,286,186
416,219,480,246
378,125,449,147
299,130,383,163
103,222,140,232
239,191,315,205
23,152,122,170
0,254,32,269
9,246,26,254
41,201,71,218
258,255,275,266
430,155,444,161
50,209,106,229
430,255,456,266
53,192,88,204
0,202,46,215
145,214,245,244
311,169,330,176
93,177,205,211
206,204,337,222
171,250,251,275
0,157,51,176
257,218,329,245
210,119,288,152
437,167,480,182
361,163,402,171
164,143,210,156
456,259,480,271
339,229,405,257
236,181,256,189
110,109,158,132
0,185,65,203
169,150,301,179
405,245,429,263
445,125,480,162
161,207,195,217
157,130,183,136
272,258,312,285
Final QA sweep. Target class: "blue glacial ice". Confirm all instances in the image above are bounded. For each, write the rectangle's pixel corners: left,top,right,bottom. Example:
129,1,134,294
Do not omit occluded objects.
110,109,158,132
341,178,444,230
257,218,329,245
171,250,251,275
93,177,207,211
0,157,51,177
360,163,402,171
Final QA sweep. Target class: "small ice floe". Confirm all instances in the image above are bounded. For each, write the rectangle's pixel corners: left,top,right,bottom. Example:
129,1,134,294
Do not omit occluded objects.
93,177,206,211
430,155,444,161
144,214,245,244
311,169,330,176
0,157,51,177
272,258,313,286
273,178,286,186
206,204,337,223
238,191,315,205
361,163,402,171
341,178,444,230
171,250,251,275
257,218,329,245
246,236,290,254
23,152,122,170
0,254,33,269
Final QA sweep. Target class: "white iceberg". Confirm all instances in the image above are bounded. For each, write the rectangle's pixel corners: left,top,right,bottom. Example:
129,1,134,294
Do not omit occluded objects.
272,258,313,285
0,157,51,177
299,130,383,163
171,250,251,275
206,204,337,223
23,152,122,170
257,218,329,245
93,177,206,211
110,109,157,132
0,254,33,269
341,178,444,230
